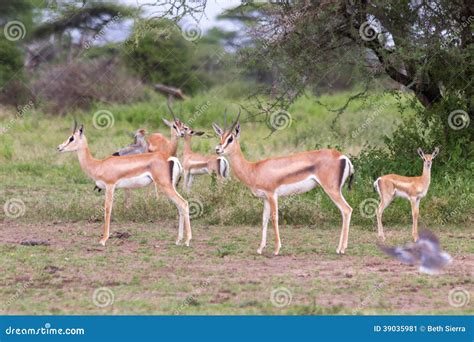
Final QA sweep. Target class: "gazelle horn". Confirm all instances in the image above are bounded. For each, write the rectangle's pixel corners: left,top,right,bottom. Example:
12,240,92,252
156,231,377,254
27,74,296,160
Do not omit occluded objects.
167,97,177,121
229,107,241,133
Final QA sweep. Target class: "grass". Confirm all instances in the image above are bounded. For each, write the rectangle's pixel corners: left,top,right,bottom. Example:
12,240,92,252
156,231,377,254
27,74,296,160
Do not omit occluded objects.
0,221,471,315
0,88,473,315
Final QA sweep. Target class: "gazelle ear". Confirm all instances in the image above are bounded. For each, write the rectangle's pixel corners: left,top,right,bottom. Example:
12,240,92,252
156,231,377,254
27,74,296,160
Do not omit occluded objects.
79,124,84,136
212,123,223,136
432,147,440,159
235,123,241,138
417,148,424,159
162,118,173,128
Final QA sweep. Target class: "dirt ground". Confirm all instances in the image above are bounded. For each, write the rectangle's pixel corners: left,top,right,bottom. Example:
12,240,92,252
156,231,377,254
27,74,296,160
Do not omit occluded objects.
0,221,472,315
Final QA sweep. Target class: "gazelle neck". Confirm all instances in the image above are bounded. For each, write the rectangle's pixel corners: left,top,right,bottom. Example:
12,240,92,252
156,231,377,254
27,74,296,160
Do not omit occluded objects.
421,164,431,185
170,130,179,156
183,135,192,154
76,137,99,178
227,141,253,186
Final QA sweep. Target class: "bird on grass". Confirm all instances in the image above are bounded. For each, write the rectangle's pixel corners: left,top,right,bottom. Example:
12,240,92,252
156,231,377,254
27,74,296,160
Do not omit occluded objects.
378,229,452,275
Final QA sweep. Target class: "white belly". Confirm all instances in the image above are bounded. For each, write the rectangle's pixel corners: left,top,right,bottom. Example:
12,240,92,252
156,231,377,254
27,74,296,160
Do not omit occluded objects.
394,189,410,199
115,172,153,189
190,168,209,175
276,176,318,196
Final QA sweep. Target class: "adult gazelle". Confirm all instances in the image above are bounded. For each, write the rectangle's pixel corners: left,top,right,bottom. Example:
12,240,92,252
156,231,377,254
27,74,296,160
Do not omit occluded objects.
213,111,354,255
57,121,191,247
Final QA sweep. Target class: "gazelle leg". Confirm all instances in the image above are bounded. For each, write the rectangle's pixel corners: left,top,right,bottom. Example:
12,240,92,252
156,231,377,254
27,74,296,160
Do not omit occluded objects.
257,199,270,255
183,170,189,192
186,174,194,193
324,189,352,254
162,186,191,246
267,193,281,256
100,184,115,246
410,197,420,241
376,199,390,241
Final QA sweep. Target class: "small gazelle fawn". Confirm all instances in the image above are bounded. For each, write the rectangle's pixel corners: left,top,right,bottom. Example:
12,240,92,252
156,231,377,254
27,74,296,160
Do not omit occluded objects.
374,147,439,242
57,121,191,247
180,124,230,192
213,110,355,255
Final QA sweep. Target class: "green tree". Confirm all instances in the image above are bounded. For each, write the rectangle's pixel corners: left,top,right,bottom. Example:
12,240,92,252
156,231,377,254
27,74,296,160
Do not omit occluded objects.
123,19,201,93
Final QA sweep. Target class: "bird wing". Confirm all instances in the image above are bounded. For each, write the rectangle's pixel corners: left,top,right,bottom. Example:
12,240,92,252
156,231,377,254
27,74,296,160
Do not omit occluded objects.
418,229,440,251
378,244,420,265
419,251,452,274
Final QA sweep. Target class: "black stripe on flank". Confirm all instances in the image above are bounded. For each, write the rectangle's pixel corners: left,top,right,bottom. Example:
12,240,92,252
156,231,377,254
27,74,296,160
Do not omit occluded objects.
169,159,174,184
217,159,221,177
339,158,346,189
278,165,316,183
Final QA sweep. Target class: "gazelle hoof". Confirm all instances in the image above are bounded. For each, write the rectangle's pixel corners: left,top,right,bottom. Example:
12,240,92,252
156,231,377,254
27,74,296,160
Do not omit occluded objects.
99,239,107,246
185,240,191,247
378,234,386,242
175,239,182,246
257,247,264,254
273,251,280,256
336,248,345,254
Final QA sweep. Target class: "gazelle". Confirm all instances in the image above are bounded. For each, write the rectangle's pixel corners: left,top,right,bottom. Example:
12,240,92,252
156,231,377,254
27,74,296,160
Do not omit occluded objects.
147,102,186,157
181,125,230,192
57,121,191,247
213,110,355,255
94,129,149,195
374,147,439,242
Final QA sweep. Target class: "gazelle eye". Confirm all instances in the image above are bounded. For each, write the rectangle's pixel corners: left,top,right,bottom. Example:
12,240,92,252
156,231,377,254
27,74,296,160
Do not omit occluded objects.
227,136,233,144
69,136,74,142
